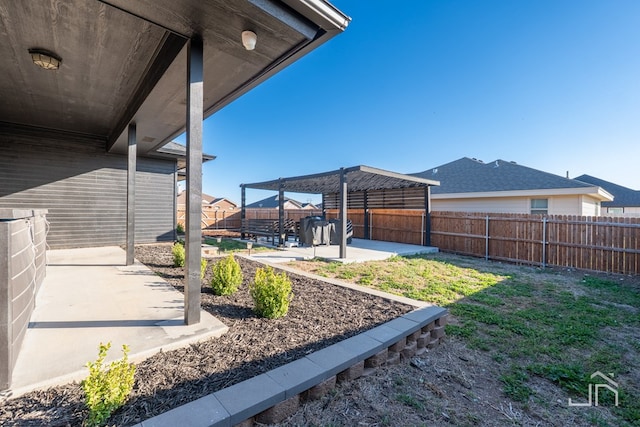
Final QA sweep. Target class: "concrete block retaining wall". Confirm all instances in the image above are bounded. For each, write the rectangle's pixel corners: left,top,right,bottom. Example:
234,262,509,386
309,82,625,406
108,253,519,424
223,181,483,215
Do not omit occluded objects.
137,305,448,427
0,209,48,390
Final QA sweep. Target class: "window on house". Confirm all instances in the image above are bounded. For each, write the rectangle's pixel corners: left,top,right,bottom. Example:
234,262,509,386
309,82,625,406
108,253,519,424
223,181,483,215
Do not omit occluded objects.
530,198,548,215
608,207,623,215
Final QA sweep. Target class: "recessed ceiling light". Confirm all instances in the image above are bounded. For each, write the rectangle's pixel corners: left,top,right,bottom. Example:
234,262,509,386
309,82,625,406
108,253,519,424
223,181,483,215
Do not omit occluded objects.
28,48,62,70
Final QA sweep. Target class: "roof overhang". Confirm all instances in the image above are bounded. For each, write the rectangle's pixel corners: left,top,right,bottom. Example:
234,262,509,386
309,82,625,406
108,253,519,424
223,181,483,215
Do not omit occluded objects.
1,0,350,156
242,165,440,194
432,186,614,202
153,141,216,180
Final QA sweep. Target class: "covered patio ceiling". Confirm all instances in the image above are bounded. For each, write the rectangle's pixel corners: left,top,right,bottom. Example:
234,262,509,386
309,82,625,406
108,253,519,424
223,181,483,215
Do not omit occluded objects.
242,165,441,194
0,0,350,156
1,0,350,327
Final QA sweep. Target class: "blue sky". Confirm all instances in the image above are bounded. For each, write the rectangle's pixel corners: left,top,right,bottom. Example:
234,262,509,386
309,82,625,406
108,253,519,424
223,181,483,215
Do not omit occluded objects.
180,1,640,204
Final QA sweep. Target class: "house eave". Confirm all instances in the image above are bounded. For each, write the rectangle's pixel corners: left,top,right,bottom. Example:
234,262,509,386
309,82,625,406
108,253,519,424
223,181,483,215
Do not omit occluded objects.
432,187,614,202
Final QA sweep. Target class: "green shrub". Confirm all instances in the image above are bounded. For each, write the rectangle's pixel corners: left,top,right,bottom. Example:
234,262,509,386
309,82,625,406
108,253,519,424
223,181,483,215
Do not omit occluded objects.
250,266,293,319
172,242,185,267
82,342,136,427
210,254,243,295
176,222,185,234
201,258,208,280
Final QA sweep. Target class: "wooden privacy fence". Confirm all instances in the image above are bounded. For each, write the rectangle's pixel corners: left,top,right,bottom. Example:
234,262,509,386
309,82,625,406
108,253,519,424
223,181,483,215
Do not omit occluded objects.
325,209,426,245
177,208,322,231
431,212,640,275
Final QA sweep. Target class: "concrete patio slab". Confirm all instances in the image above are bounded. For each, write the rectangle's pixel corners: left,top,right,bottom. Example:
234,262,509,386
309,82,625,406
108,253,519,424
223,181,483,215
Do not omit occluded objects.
247,238,438,264
9,246,228,398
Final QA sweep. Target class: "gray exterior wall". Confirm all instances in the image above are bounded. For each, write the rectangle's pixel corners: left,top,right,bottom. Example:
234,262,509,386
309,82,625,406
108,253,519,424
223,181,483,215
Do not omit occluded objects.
0,130,176,248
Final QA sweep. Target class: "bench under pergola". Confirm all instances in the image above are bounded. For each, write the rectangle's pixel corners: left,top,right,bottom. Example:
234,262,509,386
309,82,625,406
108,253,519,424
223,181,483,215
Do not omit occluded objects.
241,165,440,258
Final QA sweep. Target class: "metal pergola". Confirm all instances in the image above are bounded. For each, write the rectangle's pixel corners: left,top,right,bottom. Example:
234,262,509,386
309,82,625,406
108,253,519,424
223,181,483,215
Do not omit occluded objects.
241,165,440,258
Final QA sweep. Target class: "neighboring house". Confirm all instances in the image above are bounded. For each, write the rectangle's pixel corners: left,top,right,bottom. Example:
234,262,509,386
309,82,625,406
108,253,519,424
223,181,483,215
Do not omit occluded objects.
246,195,317,210
574,174,640,216
411,157,613,216
176,191,237,228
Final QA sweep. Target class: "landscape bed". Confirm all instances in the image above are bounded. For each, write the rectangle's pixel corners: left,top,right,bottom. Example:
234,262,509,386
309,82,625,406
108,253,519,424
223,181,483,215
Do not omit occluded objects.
0,244,412,426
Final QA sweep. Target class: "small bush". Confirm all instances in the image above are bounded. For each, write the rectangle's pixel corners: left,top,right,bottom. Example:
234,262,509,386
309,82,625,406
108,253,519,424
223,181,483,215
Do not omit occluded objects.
250,266,293,319
201,258,208,280
176,222,185,234
82,342,136,427
172,242,185,267
210,254,243,295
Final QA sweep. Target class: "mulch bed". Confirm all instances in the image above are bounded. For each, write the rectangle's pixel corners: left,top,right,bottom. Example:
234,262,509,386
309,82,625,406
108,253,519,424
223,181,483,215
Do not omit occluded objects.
0,243,411,426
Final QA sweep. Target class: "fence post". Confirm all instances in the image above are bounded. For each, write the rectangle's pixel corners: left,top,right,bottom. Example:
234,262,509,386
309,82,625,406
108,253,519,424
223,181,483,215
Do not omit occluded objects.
485,215,489,261
542,216,547,268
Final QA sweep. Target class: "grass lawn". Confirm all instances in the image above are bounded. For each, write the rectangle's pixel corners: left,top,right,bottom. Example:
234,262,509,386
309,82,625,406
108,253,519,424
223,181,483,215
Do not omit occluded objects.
202,237,272,254
289,253,640,426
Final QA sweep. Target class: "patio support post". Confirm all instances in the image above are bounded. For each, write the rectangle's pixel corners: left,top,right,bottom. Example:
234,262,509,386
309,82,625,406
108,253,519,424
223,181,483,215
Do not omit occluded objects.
240,185,246,239
339,168,347,258
184,36,203,325
126,123,136,265
278,179,284,247
424,186,431,246
321,194,326,218
363,190,369,240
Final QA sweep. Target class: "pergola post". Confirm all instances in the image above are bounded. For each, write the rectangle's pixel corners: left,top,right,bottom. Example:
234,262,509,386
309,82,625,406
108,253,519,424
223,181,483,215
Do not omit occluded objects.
424,186,431,246
278,179,284,247
339,168,347,259
184,36,203,325
126,123,136,265
321,194,326,218
363,190,369,240
240,185,246,239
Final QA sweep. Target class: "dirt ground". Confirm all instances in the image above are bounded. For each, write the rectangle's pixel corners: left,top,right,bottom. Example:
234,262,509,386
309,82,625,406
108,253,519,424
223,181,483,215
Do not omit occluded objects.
274,336,611,427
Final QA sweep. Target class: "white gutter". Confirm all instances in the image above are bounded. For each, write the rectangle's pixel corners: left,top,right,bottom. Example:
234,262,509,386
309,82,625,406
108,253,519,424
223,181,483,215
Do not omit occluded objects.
282,0,351,31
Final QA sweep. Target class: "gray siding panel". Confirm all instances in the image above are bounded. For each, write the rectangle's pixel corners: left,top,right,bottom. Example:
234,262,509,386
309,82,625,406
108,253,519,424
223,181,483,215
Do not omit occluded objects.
0,132,176,248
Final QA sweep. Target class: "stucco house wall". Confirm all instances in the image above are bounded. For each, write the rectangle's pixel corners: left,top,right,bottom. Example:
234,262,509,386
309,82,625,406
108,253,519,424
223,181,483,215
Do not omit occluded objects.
432,194,602,216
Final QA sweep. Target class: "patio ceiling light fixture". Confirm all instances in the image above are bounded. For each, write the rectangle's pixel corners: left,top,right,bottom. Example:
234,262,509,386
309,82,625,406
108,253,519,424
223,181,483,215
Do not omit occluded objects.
241,30,257,51
28,48,62,70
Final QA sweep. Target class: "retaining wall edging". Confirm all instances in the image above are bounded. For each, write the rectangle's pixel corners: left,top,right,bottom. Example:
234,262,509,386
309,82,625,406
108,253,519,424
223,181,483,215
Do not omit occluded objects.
136,305,448,427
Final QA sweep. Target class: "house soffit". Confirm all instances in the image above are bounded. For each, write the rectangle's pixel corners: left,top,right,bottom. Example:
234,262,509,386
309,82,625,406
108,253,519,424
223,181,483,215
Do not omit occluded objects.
0,0,347,156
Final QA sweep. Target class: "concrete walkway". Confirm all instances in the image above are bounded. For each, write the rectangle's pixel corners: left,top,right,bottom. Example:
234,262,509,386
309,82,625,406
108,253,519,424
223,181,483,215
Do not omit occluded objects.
9,246,227,398
248,238,438,264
